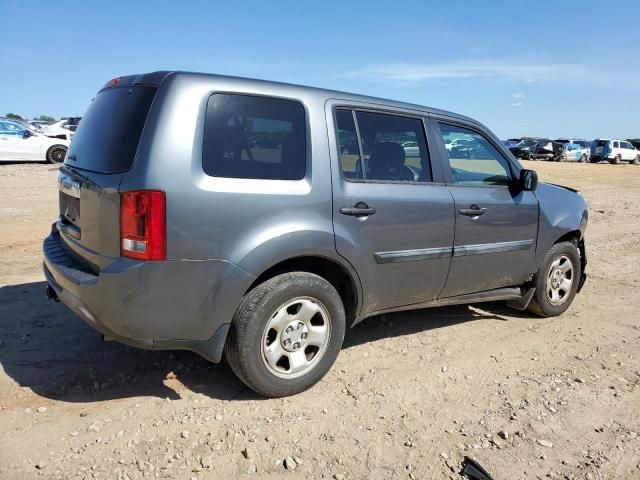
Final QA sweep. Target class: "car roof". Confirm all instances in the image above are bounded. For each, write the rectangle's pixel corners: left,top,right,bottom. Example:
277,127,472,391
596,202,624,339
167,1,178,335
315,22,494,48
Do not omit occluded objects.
109,70,485,128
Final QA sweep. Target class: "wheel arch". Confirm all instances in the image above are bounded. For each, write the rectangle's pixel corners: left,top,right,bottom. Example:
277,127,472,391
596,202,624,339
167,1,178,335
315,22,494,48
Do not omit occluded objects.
553,230,587,290
246,255,361,326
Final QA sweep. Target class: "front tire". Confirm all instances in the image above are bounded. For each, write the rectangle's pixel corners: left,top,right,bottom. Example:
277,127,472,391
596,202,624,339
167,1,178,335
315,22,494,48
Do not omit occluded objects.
528,241,582,318
46,145,67,164
225,272,346,397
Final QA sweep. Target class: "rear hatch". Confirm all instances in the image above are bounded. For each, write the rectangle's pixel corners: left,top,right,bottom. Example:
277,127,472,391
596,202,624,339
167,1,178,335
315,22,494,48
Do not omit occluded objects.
593,139,608,156
57,75,163,268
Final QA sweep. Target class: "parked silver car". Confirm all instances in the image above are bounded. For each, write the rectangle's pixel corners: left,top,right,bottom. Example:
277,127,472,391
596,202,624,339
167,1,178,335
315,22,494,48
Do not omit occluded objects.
553,139,591,163
43,72,588,397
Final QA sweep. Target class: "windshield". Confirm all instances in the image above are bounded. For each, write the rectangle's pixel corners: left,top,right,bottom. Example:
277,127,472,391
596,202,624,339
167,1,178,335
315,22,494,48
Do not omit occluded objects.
517,139,536,147
66,86,157,173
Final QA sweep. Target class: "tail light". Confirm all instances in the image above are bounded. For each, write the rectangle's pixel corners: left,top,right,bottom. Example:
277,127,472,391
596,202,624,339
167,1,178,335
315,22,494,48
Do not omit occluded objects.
120,190,166,260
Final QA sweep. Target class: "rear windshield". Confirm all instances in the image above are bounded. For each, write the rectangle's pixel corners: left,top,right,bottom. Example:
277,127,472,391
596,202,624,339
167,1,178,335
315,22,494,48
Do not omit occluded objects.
596,140,608,147
65,86,157,173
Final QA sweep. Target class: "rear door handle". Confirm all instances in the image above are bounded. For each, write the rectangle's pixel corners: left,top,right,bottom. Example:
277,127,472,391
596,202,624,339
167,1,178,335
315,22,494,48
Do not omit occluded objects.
459,204,486,217
340,202,376,217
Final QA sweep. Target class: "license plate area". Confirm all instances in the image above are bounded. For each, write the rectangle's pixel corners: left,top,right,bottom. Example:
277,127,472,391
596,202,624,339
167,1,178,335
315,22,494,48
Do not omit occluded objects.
59,191,81,226
58,172,81,226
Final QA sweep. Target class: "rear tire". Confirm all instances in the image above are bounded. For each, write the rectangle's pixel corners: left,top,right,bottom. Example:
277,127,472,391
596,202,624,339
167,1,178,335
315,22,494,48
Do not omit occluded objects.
611,154,621,165
225,272,346,398
528,241,582,318
632,155,639,165
46,145,67,164
580,154,588,163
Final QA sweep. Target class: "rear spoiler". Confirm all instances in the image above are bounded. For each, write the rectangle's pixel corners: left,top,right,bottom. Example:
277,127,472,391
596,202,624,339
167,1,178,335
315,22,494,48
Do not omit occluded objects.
100,71,173,91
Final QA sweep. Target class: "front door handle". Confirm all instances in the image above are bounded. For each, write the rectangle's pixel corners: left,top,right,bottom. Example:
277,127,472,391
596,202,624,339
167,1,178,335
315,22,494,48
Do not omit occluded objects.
459,204,486,217
340,202,376,217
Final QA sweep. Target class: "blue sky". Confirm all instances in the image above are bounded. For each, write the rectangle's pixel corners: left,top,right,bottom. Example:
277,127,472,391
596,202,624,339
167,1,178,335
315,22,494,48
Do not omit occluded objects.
1,0,638,139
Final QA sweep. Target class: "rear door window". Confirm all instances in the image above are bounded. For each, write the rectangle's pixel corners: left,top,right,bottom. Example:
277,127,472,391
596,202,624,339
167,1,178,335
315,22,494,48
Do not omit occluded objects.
66,86,157,173
335,110,361,180
203,94,306,180
336,109,431,183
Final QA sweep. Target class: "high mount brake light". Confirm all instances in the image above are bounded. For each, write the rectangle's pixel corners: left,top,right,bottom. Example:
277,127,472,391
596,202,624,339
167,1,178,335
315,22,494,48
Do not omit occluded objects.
120,190,166,261
104,77,122,88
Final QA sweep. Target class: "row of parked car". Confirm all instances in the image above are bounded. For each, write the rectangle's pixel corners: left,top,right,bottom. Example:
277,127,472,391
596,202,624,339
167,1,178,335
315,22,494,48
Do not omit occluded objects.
0,117,81,163
502,137,640,165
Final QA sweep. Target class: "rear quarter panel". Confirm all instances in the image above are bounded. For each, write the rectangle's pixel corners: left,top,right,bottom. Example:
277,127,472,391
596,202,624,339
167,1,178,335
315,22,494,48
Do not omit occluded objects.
118,74,346,331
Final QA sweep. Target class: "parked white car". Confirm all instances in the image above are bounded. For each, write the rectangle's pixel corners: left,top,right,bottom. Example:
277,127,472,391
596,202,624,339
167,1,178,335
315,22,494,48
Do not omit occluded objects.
28,120,53,129
41,120,74,141
0,118,70,163
591,139,640,165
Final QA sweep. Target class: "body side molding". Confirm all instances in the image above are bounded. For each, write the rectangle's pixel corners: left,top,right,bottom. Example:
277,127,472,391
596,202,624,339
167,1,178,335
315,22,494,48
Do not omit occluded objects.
374,239,535,264
374,246,452,264
454,239,534,257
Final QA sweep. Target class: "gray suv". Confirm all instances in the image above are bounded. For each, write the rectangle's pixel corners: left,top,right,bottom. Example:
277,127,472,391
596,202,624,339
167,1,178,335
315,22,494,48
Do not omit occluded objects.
43,72,588,397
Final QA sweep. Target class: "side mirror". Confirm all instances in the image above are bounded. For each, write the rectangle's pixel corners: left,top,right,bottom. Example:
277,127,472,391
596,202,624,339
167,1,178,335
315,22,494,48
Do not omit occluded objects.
22,130,33,139
518,168,538,191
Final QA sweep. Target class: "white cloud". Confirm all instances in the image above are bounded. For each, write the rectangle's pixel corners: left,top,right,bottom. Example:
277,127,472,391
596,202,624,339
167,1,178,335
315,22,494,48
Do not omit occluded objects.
344,60,590,83
512,92,526,99
510,102,524,107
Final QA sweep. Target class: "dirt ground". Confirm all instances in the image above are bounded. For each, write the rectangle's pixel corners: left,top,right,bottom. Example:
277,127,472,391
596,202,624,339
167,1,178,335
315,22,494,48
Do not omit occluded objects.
0,160,639,480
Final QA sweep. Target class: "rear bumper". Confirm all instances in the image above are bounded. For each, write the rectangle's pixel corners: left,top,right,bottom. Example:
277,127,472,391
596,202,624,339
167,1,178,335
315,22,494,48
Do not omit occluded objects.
43,226,255,362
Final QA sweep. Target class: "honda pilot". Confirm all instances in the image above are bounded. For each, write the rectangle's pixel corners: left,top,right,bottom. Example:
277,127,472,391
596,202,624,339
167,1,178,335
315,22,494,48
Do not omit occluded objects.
591,139,640,164
44,72,588,397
